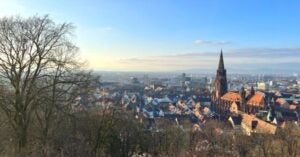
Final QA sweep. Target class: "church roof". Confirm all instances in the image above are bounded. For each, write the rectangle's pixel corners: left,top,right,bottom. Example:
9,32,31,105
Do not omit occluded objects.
221,92,241,102
247,91,265,107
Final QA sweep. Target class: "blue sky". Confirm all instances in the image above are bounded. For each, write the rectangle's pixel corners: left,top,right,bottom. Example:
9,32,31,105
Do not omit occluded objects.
0,0,300,73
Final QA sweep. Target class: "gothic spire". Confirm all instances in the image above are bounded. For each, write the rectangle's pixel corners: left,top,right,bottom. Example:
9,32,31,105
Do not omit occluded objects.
218,49,225,70
251,85,255,96
214,49,227,99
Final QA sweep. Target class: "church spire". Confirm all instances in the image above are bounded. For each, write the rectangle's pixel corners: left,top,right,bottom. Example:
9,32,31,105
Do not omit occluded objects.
214,49,227,99
218,49,225,70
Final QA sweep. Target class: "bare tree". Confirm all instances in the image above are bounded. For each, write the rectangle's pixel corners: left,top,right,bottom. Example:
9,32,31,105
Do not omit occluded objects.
276,122,300,157
0,15,79,155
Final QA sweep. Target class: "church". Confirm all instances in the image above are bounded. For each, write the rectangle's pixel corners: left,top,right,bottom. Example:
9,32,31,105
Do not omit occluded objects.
212,50,267,119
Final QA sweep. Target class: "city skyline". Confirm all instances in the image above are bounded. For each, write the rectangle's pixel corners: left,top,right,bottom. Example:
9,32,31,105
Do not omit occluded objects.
1,0,300,73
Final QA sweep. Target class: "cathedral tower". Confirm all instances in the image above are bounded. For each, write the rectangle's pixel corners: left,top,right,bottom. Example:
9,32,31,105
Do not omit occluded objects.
214,50,228,99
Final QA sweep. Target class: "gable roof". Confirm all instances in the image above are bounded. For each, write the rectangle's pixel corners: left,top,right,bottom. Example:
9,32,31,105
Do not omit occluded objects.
247,91,265,107
241,113,277,134
221,92,241,102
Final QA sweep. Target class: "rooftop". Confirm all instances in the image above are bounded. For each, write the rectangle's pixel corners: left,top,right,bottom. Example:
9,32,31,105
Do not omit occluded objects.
247,91,265,107
241,113,277,134
221,92,241,102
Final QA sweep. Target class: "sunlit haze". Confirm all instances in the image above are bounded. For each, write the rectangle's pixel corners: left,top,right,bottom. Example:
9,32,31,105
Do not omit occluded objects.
1,0,300,73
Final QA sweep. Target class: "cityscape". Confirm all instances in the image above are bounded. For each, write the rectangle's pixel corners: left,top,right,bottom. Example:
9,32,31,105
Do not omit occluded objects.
96,50,300,134
0,1,300,157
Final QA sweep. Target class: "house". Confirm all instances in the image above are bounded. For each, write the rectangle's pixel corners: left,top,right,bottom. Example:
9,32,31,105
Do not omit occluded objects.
240,113,277,135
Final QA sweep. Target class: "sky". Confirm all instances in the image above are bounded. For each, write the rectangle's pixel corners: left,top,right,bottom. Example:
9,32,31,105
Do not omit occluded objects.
0,0,300,73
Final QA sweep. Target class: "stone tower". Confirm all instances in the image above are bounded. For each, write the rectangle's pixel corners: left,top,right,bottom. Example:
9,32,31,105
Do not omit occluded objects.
214,50,228,99
240,86,246,112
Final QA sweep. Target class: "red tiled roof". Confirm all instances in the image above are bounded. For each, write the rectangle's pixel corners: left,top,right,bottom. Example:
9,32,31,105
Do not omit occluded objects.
276,98,287,106
241,113,276,134
289,104,297,110
247,91,265,107
221,92,241,102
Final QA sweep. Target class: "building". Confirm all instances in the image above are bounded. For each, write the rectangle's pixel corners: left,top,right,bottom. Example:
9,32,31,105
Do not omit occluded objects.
212,50,228,117
212,51,267,118
211,50,278,135
257,82,267,90
240,113,276,135
213,50,228,99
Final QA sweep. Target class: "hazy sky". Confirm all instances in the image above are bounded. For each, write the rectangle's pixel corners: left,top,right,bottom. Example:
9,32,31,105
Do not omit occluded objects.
0,0,300,73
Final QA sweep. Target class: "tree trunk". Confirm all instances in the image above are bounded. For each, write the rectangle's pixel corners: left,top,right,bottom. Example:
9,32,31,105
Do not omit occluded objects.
17,125,28,157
